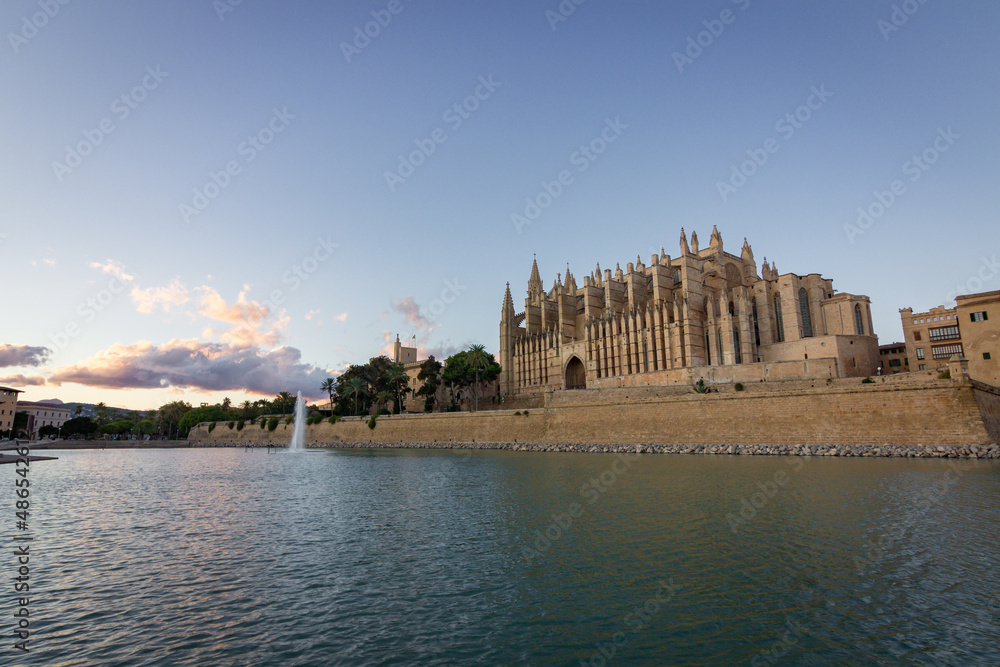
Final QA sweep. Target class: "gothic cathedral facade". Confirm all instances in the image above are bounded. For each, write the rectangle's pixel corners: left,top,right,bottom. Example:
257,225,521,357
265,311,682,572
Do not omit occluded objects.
499,228,879,395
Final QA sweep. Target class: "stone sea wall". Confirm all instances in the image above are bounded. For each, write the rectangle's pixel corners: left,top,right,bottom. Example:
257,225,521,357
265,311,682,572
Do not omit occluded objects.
189,378,999,449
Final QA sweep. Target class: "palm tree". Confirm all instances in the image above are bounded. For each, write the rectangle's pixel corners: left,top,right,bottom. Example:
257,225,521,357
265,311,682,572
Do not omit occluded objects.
385,366,409,414
344,377,366,416
95,402,110,426
222,397,232,414
241,400,254,420
276,392,293,416
320,378,336,414
467,344,490,412
375,390,394,415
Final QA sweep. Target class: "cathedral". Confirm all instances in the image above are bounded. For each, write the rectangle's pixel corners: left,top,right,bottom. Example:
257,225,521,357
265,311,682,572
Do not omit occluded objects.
499,227,879,395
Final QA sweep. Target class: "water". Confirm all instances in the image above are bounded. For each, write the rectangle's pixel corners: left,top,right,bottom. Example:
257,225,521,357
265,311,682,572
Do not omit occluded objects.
4,448,1000,665
289,391,307,452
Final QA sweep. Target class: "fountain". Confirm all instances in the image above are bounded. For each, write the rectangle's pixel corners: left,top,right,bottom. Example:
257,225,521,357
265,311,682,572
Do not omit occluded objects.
289,391,307,452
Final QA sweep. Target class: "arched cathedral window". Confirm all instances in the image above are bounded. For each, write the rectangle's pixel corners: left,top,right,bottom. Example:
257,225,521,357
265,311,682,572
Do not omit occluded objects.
799,288,813,338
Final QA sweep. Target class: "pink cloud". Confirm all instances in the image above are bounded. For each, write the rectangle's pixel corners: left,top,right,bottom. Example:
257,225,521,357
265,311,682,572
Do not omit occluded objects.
48,339,325,398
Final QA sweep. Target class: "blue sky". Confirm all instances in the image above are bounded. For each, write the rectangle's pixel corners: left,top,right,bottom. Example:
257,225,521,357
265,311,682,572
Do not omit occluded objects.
2,0,997,409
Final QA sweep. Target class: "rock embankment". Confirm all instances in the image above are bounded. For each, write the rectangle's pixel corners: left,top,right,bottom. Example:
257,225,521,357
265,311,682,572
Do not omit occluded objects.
202,441,1000,458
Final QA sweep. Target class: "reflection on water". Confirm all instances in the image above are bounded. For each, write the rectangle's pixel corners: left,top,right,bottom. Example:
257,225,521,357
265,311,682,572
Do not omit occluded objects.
5,448,999,665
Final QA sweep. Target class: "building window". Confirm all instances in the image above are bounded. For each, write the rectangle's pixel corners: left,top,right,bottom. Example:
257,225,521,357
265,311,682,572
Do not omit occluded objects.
733,326,742,364
774,296,785,343
919,364,926,370
971,311,988,322
913,331,921,341
929,325,960,341
799,288,813,338
854,304,864,335
932,344,963,360
984,352,992,360
752,298,760,347
916,348,924,360
888,358,901,367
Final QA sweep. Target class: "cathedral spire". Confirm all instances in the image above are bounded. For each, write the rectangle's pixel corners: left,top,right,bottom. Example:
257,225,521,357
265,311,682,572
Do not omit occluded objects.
501,281,515,320
680,228,690,255
691,230,700,253
710,225,723,252
528,256,542,296
741,237,753,261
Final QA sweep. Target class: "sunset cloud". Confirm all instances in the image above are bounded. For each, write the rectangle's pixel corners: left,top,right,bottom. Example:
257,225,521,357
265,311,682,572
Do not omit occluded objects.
0,344,51,368
197,286,270,326
131,279,190,314
334,312,348,322
389,296,431,330
89,259,135,282
48,339,325,397
0,374,47,387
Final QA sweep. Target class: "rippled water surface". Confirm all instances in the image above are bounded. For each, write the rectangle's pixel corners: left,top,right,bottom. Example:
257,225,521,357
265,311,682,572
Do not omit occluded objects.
4,448,1000,665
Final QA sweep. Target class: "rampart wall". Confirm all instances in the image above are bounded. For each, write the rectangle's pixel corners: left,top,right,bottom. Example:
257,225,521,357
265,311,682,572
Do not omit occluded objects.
189,378,997,446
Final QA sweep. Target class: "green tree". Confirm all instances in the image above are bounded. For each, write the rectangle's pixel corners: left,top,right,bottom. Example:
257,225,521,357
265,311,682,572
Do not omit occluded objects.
157,401,192,437
416,356,443,412
275,392,293,416
62,417,98,437
467,344,490,412
94,402,111,426
343,376,367,416
385,365,410,413
320,378,336,414
443,347,501,411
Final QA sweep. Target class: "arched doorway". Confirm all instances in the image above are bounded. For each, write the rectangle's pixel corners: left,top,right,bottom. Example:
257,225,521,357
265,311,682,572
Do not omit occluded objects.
565,356,586,390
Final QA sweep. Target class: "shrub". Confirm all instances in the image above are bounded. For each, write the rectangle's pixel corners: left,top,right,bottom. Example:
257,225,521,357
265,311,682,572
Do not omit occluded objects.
267,418,279,432
693,379,709,394
328,415,338,424
208,422,216,432
227,421,235,430
367,415,377,430
938,369,951,379
861,377,875,384
236,420,245,431
260,419,267,429
523,411,529,416
734,382,744,391
285,416,293,425
514,411,521,416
